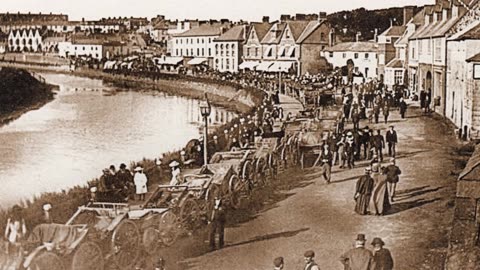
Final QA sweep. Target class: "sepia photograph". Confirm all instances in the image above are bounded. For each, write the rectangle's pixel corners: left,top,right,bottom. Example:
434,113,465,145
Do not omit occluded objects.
0,0,479,269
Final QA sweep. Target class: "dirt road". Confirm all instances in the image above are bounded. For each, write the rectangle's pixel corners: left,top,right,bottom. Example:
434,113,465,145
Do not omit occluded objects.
177,103,463,270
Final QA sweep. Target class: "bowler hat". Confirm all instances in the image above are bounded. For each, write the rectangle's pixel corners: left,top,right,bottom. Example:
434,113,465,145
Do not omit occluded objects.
371,237,385,246
169,160,180,167
356,234,366,242
304,250,315,258
273,257,284,267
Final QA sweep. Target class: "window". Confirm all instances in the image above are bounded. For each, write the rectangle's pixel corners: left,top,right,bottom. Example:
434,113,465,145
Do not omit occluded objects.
202,48,204,56
176,49,179,55
285,29,290,39
427,39,431,55
354,53,359,59
248,47,251,56
365,53,369,59
419,40,423,55
434,39,442,61
320,33,325,41
190,49,193,55
197,38,199,43
342,53,346,58
208,48,211,56
255,47,259,57
329,52,333,58
226,59,230,70
394,70,403,84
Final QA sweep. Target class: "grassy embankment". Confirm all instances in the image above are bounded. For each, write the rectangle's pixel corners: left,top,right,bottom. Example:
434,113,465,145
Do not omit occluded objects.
0,67,56,125
0,68,265,235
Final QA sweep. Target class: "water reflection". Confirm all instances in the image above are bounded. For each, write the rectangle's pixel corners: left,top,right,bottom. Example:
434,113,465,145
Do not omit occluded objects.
0,73,235,207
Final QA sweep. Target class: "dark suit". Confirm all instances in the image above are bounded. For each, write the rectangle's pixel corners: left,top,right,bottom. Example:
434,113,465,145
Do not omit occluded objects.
373,134,385,161
209,206,226,249
385,130,397,157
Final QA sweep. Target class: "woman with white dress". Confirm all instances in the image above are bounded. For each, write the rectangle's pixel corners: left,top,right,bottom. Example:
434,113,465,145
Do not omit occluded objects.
133,166,148,201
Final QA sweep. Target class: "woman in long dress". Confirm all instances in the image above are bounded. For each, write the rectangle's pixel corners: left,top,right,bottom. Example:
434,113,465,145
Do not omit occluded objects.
369,165,391,215
133,166,148,201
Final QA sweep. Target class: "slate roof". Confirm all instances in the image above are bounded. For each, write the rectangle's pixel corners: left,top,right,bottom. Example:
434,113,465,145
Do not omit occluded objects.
386,58,404,68
297,20,324,43
175,24,224,37
324,41,378,53
286,20,311,41
380,26,407,37
261,23,286,44
215,25,248,41
249,22,273,41
466,52,480,62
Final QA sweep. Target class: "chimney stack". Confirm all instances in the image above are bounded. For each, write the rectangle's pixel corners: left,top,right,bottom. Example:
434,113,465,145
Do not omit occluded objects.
318,12,327,21
262,16,270,23
356,32,361,42
329,28,335,47
403,6,415,25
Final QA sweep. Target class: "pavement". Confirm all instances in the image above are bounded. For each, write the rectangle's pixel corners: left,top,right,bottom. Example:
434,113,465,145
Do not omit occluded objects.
176,101,465,270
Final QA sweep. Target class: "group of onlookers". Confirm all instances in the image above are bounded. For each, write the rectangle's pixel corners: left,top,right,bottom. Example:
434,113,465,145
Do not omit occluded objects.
272,234,393,270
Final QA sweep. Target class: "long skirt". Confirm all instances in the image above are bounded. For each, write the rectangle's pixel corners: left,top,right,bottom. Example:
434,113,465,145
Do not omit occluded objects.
355,195,371,215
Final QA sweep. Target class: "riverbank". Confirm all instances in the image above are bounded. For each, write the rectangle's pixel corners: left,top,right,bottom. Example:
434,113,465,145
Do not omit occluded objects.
0,67,56,126
0,62,260,114
0,63,268,238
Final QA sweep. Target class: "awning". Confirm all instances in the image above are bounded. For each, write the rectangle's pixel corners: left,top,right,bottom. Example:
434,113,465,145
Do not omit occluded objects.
239,61,259,70
188,57,208,65
124,56,139,61
278,47,286,57
155,57,183,65
256,61,273,72
287,47,296,57
127,62,134,69
120,62,129,68
103,61,116,70
268,61,294,73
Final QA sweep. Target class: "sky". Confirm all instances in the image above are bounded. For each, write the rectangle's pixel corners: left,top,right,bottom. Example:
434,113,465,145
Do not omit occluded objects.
0,0,434,21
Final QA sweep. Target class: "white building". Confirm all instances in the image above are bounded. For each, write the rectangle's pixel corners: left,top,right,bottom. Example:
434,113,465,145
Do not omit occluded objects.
213,25,248,73
59,40,103,60
323,41,379,79
8,28,43,52
171,24,226,68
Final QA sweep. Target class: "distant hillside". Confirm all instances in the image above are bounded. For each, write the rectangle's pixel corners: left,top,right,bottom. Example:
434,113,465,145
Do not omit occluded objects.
0,67,55,120
327,7,421,42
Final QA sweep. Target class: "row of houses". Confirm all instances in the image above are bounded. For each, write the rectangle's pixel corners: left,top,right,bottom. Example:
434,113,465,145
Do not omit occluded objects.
170,14,333,76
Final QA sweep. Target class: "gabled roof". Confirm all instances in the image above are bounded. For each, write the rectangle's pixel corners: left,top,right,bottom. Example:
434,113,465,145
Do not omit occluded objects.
324,41,378,53
250,22,273,41
285,20,311,41
175,24,224,37
297,20,323,44
215,25,248,41
386,58,404,68
153,21,169,30
380,26,407,37
261,23,286,44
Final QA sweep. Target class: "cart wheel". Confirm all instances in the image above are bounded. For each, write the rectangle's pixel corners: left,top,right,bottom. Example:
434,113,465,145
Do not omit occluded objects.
29,252,64,270
158,211,179,246
111,220,141,270
255,157,267,186
241,160,253,183
142,227,160,255
71,242,104,270
228,174,240,193
179,197,200,224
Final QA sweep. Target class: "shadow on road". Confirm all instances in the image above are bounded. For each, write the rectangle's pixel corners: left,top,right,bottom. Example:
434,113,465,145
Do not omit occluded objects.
387,198,441,215
225,227,310,249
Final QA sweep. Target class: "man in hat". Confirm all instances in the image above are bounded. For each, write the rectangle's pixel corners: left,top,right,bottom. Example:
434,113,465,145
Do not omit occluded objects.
273,257,284,270
340,234,375,270
385,126,397,157
319,144,332,184
133,166,148,201
371,238,394,270
373,130,385,162
384,158,402,202
343,132,356,169
209,197,226,250
116,163,133,201
303,250,320,270
354,168,374,215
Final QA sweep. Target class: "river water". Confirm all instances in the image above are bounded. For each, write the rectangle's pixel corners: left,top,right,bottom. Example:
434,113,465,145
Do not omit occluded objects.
0,73,236,207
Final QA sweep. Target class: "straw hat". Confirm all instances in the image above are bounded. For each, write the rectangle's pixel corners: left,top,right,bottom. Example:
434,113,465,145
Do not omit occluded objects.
169,160,180,168
134,166,143,172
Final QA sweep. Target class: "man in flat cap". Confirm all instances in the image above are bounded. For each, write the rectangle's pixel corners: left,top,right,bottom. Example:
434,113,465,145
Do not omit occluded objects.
340,234,375,270
303,250,320,270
